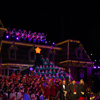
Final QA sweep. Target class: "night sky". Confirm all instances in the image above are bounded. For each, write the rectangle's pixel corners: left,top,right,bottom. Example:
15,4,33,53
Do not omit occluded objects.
0,1,100,62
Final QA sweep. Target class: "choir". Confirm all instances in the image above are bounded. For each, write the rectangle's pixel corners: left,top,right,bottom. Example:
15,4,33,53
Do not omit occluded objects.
0,70,99,100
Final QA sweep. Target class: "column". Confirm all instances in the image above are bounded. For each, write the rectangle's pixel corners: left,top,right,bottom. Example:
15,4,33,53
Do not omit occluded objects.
19,66,21,71
4,69,5,75
7,66,9,76
87,67,91,86
0,39,2,75
0,23,7,75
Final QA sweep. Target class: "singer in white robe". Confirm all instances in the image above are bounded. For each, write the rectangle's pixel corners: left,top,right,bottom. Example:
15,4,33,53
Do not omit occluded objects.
17,91,23,100
9,92,16,100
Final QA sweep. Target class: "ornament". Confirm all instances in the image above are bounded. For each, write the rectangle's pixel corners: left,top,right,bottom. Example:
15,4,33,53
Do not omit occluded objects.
35,47,41,54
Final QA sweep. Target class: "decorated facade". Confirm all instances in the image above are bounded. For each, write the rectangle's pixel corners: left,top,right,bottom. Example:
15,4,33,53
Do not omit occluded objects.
0,20,94,85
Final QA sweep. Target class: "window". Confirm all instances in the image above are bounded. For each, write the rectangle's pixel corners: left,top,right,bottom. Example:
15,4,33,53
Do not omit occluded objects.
80,72,84,78
76,48,82,59
10,50,15,58
9,49,16,60
8,44,18,60
30,52,35,60
29,49,36,61
77,50,81,58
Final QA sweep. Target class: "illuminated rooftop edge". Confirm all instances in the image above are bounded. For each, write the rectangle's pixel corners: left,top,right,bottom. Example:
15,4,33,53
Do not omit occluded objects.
55,39,80,46
2,63,33,67
60,60,94,64
1,40,62,50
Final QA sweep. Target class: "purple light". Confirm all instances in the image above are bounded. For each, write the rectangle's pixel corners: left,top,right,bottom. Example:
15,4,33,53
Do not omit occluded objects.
98,66,100,69
53,42,55,45
42,39,45,43
6,35,9,39
28,38,31,42
38,39,40,43
30,67,33,71
45,41,47,43
16,37,19,40
33,39,36,43
93,66,96,69
23,38,26,41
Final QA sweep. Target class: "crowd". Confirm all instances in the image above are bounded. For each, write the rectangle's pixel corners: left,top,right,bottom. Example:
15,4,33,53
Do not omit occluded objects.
0,70,100,100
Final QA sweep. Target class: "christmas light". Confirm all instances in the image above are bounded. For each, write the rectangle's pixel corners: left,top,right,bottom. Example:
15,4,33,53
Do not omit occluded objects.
91,54,93,56
98,66,100,69
93,66,96,69
6,35,9,39
30,67,33,71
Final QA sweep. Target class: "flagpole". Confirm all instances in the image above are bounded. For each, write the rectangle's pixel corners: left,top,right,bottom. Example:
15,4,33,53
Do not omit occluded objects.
61,14,63,41
68,68,71,83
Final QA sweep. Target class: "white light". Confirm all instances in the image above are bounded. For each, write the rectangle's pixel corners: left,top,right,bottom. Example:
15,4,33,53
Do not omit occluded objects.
91,54,93,56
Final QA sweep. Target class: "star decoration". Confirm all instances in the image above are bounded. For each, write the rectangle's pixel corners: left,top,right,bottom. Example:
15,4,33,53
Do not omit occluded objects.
35,47,41,54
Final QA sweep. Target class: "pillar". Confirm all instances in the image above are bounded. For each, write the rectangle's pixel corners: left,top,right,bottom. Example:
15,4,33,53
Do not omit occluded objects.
0,22,7,75
87,67,91,86
7,66,9,76
4,69,5,75
0,39,2,75
19,66,21,71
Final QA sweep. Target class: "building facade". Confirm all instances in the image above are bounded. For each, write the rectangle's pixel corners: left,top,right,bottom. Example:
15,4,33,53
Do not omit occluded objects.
0,21,94,85
55,40,94,85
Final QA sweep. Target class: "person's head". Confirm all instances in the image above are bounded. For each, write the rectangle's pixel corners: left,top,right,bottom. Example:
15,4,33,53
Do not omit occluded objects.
72,80,75,85
79,79,84,85
62,80,66,85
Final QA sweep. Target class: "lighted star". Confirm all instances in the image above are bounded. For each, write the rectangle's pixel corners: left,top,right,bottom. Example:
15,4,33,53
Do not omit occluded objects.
35,47,41,54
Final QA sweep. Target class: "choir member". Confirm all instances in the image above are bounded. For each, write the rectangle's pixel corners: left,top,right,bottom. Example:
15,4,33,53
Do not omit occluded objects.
3,89,9,100
31,90,37,100
0,89,3,100
23,89,30,100
45,82,51,99
51,82,56,97
9,88,16,100
17,88,23,100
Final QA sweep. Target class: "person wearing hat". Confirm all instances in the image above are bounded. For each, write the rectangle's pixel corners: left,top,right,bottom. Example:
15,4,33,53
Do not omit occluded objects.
69,80,78,100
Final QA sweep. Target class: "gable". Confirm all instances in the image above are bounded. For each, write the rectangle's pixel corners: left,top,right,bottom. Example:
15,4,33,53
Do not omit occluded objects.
69,41,91,62
0,19,4,28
